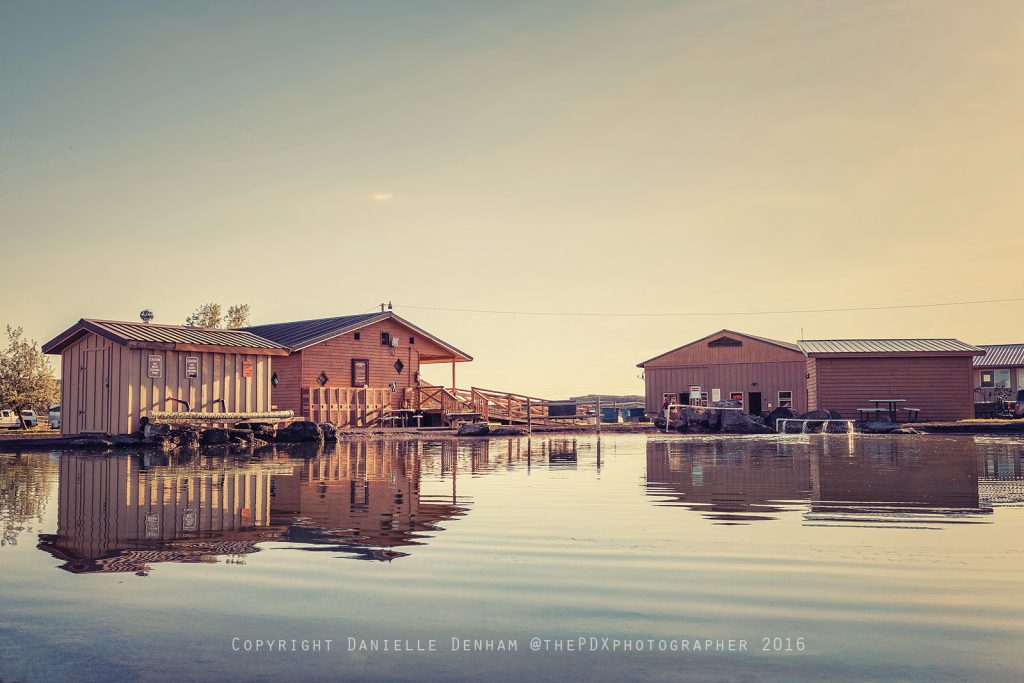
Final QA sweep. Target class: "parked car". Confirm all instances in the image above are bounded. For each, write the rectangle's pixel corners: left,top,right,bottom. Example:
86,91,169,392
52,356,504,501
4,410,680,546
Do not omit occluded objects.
0,409,19,429
19,410,38,428
49,405,61,429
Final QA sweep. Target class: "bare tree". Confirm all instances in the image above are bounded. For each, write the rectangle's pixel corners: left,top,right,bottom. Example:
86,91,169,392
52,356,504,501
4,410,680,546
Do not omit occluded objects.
224,304,251,328
184,303,250,328
0,327,59,429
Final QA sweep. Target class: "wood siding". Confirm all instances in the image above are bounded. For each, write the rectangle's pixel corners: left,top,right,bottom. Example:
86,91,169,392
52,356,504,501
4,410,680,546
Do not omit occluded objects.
811,356,975,421
284,319,457,416
642,331,807,414
644,361,808,414
58,331,274,436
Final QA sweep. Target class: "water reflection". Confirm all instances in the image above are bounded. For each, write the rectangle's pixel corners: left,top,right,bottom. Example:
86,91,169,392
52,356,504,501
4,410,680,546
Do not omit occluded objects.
645,436,1024,526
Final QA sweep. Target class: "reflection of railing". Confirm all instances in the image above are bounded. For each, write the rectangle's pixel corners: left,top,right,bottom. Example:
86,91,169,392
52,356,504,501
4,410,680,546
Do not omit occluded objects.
303,387,391,426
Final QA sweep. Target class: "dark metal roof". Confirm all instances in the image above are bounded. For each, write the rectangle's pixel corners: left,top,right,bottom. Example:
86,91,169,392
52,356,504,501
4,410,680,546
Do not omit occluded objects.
42,319,288,355
975,344,1024,367
798,339,983,355
241,313,385,350
240,312,473,361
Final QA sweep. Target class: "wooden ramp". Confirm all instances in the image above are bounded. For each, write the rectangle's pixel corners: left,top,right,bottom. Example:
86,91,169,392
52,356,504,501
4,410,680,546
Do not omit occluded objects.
412,384,593,427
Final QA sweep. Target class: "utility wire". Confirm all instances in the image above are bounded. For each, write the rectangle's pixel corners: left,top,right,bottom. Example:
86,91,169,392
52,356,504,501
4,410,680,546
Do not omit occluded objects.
395,296,1024,318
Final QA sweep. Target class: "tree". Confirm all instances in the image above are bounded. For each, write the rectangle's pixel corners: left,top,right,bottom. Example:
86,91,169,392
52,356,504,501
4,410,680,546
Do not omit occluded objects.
0,326,59,429
184,303,251,329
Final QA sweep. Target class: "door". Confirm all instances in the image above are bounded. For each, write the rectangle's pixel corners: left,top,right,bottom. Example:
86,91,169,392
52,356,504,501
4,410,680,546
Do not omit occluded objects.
748,392,762,416
79,348,110,433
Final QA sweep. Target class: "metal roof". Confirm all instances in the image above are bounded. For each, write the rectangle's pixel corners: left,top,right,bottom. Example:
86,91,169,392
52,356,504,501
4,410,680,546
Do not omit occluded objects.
42,319,289,354
975,344,1024,367
798,339,983,355
241,311,473,361
241,313,384,350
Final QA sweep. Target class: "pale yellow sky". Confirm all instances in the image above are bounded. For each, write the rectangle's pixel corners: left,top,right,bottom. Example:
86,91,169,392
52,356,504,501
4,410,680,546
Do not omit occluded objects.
2,1,1023,397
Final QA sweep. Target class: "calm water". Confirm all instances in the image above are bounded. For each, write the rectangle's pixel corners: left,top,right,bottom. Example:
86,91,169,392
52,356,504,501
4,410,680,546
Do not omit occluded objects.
1,434,1022,682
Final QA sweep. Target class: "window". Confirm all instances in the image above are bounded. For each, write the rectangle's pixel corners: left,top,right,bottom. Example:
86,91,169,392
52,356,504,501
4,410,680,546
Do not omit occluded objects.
271,373,280,388
316,371,329,387
409,336,415,344
730,392,744,408
994,370,1012,389
778,391,793,409
700,392,709,406
354,332,360,340
981,371,994,387
380,331,392,346
394,359,404,374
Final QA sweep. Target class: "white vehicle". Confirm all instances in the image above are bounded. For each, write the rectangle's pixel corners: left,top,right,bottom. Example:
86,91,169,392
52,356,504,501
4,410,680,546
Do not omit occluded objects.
19,410,38,428
0,409,22,429
49,405,61,429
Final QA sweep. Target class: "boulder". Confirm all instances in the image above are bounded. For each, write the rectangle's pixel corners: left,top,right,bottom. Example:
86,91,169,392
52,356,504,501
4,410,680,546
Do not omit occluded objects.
111,434,142,447
668,419,688,432
229,430,254,445
863,421,899,434
680,407,712,433
200,428,231,445
799,410,832,421
765,407,795,432
143,421,170,439
157,427,200,452
276,421,324,443
457,423,490,437
720,409,774,434
892,427,918,435
319,422,338,442
653,416,667,430
490,427,526,437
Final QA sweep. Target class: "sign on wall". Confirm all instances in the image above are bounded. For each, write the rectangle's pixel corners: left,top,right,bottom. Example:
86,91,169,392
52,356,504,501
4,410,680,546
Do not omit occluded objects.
688,386,701,401
242,361,253,378
712,388,721,403
184,356,199,379
147,355,162,379
352,359,369,387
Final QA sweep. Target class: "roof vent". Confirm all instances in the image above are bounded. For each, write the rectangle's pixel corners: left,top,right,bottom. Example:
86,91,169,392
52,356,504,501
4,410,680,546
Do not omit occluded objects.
140,309,155,324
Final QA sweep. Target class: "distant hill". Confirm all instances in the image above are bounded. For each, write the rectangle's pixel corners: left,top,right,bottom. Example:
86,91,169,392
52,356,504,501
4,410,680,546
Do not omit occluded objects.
567,394,644,404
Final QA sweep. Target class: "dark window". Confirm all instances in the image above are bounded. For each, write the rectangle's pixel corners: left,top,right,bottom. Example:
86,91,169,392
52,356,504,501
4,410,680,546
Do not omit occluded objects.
980,371,994,387
409,336,415,344
394,359,404,374
271,373,280,388
380,332,392,346
316,371,329,387
354,332,360,340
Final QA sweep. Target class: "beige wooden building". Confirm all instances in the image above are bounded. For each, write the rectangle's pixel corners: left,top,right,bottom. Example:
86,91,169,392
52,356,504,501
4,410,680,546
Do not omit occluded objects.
42,318,289,436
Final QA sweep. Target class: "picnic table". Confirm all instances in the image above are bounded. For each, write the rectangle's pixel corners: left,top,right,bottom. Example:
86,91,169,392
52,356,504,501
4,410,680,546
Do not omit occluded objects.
870,399,906,421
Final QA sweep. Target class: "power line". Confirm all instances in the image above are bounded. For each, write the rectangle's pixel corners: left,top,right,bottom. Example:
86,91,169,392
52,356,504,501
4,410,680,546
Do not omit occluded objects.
396,296,1024,318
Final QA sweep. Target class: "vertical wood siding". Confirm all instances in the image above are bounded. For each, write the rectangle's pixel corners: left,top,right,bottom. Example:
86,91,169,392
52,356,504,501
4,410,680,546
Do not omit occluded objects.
814,356,975,421
58,332,274,436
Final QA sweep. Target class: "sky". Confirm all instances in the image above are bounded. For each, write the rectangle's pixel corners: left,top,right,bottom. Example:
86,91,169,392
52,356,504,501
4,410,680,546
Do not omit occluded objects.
2,0,1024,398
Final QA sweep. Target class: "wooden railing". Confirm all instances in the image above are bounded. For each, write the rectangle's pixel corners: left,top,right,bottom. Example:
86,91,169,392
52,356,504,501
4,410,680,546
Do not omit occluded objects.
413,384,595,427
302,387,392,427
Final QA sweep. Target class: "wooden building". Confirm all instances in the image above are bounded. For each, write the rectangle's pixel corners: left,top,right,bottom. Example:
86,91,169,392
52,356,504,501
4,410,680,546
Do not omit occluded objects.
799,339,983,422
637,330,808,416
973,344,1024,401
42,318,288,436
242,311,472,424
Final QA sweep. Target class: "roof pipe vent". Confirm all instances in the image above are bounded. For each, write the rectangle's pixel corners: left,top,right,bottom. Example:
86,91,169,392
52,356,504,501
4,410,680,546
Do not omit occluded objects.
140,309,155,324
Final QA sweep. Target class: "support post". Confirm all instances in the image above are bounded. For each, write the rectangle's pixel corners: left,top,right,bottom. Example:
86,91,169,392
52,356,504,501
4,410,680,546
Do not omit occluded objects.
451,360,456,394
596,396,602,434
527,397,532,434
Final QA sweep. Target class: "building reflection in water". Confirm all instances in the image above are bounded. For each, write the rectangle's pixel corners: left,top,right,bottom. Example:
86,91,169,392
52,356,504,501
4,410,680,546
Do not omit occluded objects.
35,438,557,574
646,436,1004,526
270,441,469,561
645,440,812,524
37,453,292,574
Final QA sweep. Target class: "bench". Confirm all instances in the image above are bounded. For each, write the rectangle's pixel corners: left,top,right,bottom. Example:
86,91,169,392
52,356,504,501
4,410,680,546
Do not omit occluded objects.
903,408,921,422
